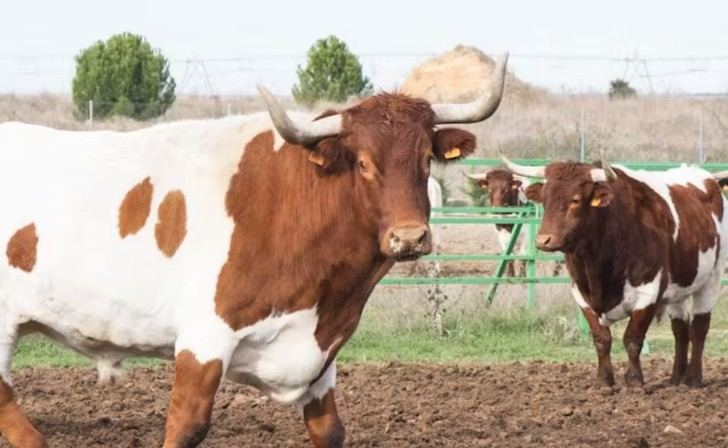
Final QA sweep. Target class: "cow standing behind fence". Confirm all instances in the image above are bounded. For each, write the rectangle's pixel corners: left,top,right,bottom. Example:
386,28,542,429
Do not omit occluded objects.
505,154,728,388
465,168,563,277
464,168,529,276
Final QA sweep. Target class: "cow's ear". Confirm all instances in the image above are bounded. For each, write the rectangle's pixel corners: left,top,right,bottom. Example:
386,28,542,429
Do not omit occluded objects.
309,137,355,174
511,179,522,190
590,183,614,208
525,183,544,202
433,128,476,162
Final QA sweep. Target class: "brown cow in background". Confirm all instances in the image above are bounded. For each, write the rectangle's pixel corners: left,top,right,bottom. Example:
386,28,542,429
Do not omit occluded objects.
465,168,529,276
505,155,728,389
465,168,563,277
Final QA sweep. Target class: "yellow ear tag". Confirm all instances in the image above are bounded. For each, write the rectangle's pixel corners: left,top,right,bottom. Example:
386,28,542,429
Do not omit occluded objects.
308,152,325,166
444,147,461,160
590,197,602,207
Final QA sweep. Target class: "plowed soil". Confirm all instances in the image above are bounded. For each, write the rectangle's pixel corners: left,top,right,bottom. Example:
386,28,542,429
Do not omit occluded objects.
5,359,728,447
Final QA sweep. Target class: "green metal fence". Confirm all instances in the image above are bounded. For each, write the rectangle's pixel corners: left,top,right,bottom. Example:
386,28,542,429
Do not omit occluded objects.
379,158,728,305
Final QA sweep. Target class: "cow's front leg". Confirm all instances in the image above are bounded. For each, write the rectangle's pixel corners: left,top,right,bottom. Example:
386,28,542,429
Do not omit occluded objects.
302,363,344,448
163,350,224,448
622,305,657,388
580,307,615,387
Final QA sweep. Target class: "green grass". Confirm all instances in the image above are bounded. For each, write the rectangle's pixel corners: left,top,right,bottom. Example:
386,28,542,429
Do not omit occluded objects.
11,338,164,369
339,298,728,364
12,298,728,369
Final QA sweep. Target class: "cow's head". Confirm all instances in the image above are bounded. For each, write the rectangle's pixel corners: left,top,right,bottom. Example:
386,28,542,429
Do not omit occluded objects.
502,154,617,252
465,169,523,207
258,55,508,261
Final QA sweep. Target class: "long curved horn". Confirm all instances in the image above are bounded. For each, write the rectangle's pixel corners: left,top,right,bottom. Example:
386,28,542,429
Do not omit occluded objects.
432,53,509,124
257,85,343,145
462,169,490,181
711,170,728,179
500,154,546,178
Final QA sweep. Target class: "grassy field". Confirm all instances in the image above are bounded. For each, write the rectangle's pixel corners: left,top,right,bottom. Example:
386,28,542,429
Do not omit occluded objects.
12,291,728,369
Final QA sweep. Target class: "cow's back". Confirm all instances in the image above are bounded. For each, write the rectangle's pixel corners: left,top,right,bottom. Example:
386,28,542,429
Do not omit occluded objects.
618,165,728,299
0,116,272,357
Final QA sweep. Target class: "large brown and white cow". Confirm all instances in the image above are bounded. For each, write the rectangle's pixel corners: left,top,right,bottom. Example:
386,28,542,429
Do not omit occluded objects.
0,58,508,447
504,155,728,389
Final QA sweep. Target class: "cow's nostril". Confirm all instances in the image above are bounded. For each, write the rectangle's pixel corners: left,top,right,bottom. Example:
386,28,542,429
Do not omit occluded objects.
536,234,552,247
417,230,428,244
389,224,430,252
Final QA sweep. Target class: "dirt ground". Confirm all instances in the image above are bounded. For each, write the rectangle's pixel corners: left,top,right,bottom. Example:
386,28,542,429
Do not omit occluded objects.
5,359,728,447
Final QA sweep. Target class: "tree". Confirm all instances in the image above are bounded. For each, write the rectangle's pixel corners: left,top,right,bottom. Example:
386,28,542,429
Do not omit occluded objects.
608,79,637,99
293,36,373,105
72,33,176,120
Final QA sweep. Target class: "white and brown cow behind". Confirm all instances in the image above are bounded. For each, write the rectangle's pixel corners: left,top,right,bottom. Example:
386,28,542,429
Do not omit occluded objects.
505,155,728,388
0,59,508,447
465,168,530,276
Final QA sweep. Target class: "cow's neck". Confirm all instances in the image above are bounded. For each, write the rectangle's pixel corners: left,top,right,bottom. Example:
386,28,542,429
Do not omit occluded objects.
214,131,393,358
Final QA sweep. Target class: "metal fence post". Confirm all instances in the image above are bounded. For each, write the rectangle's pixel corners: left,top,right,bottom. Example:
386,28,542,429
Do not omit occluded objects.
526,204,538,307
486,218,523,304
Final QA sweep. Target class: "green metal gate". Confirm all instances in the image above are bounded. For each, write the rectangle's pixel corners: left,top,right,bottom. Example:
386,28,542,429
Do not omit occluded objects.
379,159,728,305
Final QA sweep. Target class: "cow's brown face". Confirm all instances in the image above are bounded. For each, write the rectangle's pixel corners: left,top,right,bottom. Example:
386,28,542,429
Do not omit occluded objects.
309,96,476,261
479,170,522,207
525,163,614,252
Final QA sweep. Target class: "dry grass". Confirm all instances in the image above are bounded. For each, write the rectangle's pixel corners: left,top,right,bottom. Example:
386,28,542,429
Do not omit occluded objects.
3,92,726,163
476,92,728,163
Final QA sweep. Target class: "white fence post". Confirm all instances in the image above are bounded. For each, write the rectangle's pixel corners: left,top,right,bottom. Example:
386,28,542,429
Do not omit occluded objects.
697,111,704,164
88,100,94,129
579,108,586,161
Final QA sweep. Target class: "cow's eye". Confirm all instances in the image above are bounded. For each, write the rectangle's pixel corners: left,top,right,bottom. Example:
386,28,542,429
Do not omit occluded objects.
358,160,368,173
570,196,581,205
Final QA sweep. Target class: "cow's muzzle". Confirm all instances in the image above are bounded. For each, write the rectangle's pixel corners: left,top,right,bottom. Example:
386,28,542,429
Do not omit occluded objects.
536,233,561,252
383,224,432,261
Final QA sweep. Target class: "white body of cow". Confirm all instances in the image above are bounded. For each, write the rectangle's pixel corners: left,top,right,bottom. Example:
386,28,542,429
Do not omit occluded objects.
0,114,335,404
426,177,443,276
494,177,530,258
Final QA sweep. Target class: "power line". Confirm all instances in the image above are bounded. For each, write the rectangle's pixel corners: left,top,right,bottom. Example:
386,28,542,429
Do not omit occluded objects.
2,52,728,63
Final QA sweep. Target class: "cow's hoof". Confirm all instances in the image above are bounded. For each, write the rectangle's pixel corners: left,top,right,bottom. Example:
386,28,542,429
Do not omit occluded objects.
669,373,685,386
684,375,704,388
597,370,615,388
624,372,644,389
598,385,617,396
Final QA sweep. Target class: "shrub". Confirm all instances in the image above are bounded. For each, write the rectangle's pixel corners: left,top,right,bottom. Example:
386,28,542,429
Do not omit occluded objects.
72,33,175,120
608,79,637,100
293,36,373,105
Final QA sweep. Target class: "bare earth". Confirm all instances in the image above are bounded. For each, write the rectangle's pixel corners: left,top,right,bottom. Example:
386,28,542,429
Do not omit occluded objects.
5,360,728,447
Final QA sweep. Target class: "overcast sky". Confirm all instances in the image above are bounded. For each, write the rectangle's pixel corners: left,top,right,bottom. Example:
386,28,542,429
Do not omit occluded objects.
1,0,727,95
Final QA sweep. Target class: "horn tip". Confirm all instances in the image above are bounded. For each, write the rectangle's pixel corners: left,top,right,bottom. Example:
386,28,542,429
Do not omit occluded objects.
257,84,273,98
494,53,509,69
